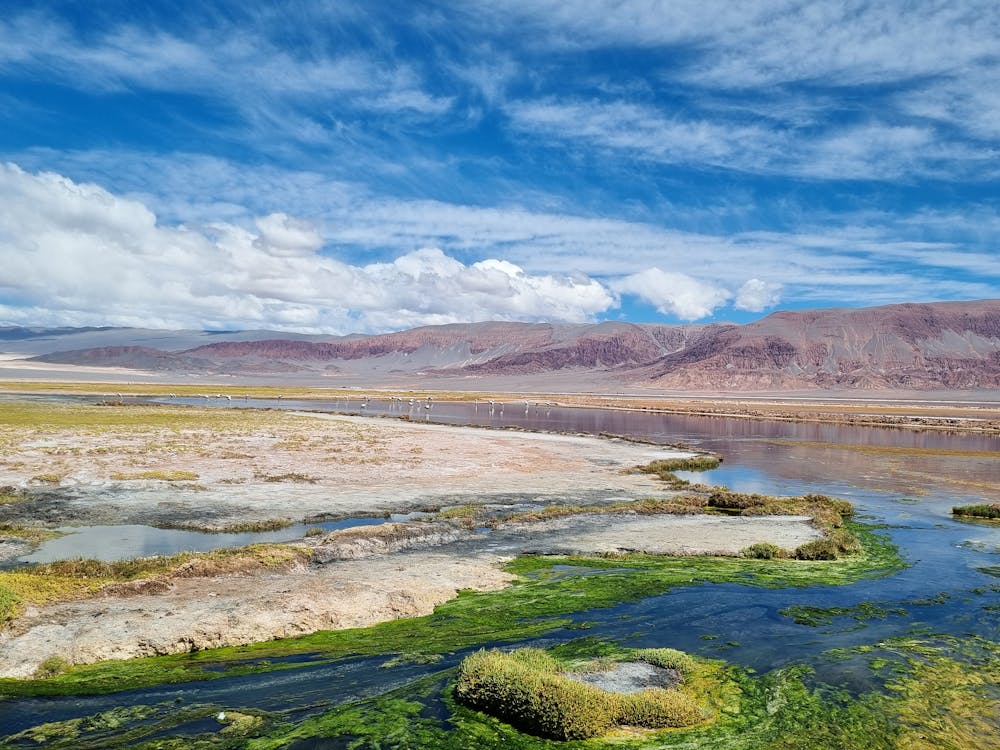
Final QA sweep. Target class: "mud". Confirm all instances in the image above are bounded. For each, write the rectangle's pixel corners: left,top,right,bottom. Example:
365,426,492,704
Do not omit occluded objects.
566,662,682,694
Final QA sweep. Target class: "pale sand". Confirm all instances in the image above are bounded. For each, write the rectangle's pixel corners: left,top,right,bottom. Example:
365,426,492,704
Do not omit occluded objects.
0,410,821,678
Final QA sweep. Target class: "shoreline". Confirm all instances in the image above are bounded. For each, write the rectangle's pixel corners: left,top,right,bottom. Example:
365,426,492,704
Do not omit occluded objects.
1,379,998,433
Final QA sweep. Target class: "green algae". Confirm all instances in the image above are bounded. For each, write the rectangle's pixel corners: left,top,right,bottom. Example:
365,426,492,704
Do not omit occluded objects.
781,602,909,627
0,521,903,700
102,636,995,750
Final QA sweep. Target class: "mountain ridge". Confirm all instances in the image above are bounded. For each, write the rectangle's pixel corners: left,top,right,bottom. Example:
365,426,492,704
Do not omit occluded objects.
11,299,1000,391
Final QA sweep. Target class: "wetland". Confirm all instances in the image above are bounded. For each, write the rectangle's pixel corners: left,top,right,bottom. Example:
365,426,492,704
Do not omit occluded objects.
0,392,996,748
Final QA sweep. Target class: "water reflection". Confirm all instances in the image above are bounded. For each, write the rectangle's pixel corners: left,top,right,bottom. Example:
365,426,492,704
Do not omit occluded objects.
13,515,426,565
154,395,999,503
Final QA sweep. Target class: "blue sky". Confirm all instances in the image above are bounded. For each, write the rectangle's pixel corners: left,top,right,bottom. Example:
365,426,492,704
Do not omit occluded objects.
0,1,998,333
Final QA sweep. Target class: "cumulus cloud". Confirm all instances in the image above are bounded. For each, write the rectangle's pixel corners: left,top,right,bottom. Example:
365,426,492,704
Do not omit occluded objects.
0,164,615,332
611,268,731,320
253,213,324,255
735,279,782,312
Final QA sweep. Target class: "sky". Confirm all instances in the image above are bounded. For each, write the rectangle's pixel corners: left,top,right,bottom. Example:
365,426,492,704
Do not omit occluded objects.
0,1,998,334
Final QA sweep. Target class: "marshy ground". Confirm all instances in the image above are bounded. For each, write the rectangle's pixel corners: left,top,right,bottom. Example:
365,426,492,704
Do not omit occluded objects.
0,394,994,749
0,399,824,678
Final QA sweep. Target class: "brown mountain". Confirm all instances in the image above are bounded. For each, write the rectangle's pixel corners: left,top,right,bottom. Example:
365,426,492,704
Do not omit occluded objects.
22,300,1000,391
638,301,1000,390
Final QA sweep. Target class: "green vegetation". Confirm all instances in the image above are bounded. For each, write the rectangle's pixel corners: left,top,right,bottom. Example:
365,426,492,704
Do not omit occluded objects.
254,471,319,483
0,544,309,624
34,655,71,679
952,503,1000,520
0,487,23,504
740,542,788,559
111,470,200,481
0,520,902,698
635,455,722,487
153,518,294,533
0,522,63,544
218,711,266,736
794,528,864,560
31,472,64,484
454,647,706,739
780,602,908,627
92,636,987,750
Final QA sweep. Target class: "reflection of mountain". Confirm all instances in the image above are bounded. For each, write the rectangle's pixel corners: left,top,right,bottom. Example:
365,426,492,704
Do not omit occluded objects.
13,299,1000,391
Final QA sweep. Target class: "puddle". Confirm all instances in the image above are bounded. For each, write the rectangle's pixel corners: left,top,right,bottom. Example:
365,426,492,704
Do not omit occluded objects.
11,514,422,564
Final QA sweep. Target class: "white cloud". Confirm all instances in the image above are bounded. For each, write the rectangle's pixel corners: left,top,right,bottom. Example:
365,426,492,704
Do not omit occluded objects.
253,213,324,256
735,279,782,312
507,99,782,170
611,268,731,320
3,156,996,330
0,164,615,332
494,0,999,89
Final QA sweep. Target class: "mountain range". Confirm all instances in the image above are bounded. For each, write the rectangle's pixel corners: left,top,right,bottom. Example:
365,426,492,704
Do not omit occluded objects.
3,300,998,391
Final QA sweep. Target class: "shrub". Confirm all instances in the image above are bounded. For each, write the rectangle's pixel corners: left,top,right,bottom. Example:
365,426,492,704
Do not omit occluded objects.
34,655,71,678
803,494,854,518
794,539,839,560
828,528,862,555
741,542,787,559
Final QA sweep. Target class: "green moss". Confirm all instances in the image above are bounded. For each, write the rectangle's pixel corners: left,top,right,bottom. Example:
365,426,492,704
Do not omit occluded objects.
236,638,993,750
218,711,267,736
453,647,707,739
635,647,695,673
780,602,908,627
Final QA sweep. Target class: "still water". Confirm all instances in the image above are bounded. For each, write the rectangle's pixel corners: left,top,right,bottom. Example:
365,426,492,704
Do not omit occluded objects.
0,397,997,741
14,515,430,565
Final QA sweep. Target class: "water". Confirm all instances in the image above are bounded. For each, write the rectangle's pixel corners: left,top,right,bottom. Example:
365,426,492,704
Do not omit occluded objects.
0,396,997,742
11,515,426,565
